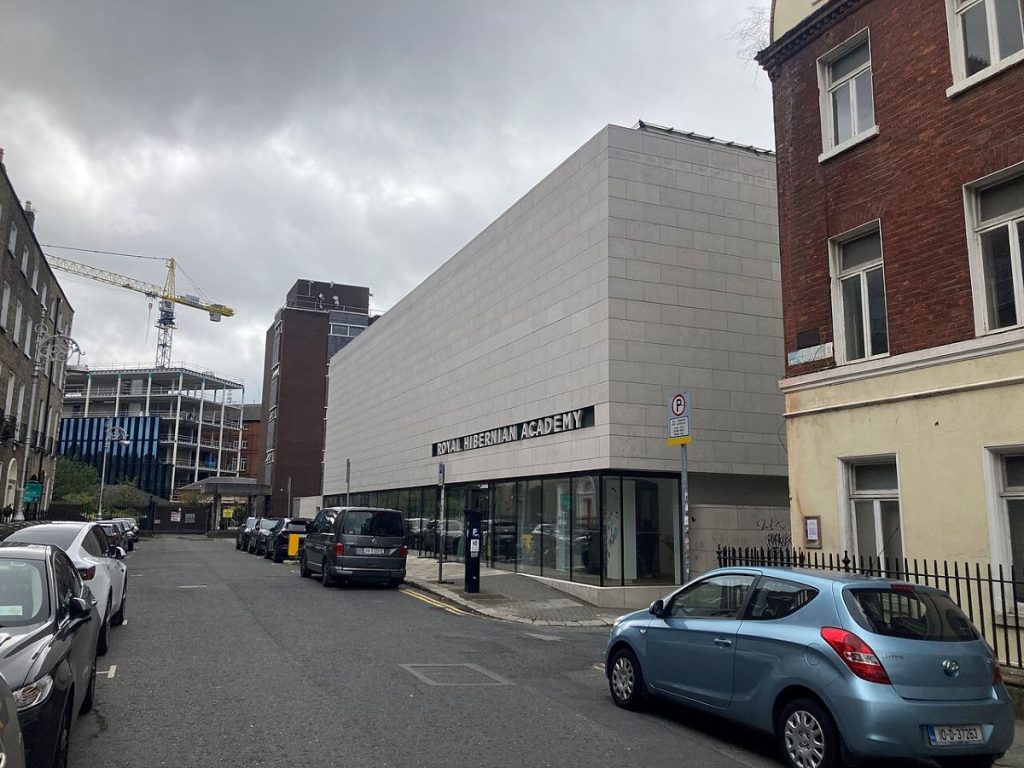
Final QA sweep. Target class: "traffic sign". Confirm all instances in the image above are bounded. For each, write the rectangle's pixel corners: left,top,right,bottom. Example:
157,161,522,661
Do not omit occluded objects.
23,481,42,504
667,390,692,446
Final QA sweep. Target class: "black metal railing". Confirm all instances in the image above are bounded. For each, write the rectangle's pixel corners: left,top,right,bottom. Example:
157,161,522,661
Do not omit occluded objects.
717,546,1024,670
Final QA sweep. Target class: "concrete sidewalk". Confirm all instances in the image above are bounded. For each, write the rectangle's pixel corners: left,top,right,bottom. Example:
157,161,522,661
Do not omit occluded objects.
403,555,620,627
999,720,1024,766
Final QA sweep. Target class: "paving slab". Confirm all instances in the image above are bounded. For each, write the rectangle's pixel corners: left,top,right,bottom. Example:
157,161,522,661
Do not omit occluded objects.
404,556,620,627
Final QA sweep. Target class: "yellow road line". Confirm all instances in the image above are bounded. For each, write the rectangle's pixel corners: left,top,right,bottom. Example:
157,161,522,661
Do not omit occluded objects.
400,588,469,615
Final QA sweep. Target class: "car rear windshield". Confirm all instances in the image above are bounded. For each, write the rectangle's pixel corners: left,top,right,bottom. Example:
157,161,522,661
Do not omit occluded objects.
0,558,49,626
7,527,79,549
844,587,978,642
340,510,405,537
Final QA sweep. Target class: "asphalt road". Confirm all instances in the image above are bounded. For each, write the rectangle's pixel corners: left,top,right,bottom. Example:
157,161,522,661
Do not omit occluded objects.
69,535,785,768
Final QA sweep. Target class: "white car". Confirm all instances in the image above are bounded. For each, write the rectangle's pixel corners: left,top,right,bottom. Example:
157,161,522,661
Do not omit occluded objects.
2,522,127,656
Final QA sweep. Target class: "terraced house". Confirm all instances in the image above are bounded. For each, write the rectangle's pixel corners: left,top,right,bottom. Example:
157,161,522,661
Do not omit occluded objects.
0,152,74,513
759,0,1024,572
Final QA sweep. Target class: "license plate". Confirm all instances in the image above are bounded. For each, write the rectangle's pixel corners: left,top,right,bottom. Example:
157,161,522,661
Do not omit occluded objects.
362,548,385,555
927,725,984,746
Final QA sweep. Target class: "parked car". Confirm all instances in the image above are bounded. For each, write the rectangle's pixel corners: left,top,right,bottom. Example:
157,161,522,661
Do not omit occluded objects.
96,521,124,552
2,522,128,656
265,518,312,563
112,518,139,547
0,543,100,768
605,566,1014,768
108,520,134,552
300,507,407,588
236,517,257,550
0,668,26,768
250,518,279,555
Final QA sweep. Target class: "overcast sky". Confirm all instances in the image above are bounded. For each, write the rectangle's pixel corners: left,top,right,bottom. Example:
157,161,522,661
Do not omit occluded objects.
0,1,772,401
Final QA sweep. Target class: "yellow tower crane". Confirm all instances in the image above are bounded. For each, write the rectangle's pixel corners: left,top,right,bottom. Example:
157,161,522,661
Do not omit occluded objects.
44,254,234,368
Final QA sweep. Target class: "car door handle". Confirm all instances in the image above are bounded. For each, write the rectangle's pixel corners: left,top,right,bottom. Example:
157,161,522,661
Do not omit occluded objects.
713,638,732,648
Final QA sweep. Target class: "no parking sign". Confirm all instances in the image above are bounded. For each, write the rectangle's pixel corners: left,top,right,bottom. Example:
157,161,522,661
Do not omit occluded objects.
667,391,692,446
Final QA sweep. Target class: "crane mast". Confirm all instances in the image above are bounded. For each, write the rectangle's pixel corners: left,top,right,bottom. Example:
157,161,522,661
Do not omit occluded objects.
44,254,234,367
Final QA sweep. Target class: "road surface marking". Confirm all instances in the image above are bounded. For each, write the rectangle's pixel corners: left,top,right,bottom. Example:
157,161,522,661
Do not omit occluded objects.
400,588,469,616
177,585,208,589
99,665,117,679
524,633,561,642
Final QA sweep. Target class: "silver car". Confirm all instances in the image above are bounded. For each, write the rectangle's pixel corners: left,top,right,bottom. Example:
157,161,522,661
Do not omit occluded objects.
300,507,407,588
606,567,1014,768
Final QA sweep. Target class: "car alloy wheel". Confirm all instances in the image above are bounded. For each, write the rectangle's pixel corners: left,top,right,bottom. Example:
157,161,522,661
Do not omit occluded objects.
112,578,127,626
54,697,71,768
608,648,645,710
321,560,335,587
80,657,97,714
97,603,111,656
778,698,840,768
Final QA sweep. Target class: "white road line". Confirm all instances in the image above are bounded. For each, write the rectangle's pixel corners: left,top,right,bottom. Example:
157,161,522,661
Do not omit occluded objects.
177,585,208,589
524,633,561,642
99,665,117,679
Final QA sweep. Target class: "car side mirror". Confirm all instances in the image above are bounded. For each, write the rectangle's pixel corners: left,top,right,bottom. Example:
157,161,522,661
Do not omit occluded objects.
69,597,92,622
649,599,665,617
112,547,126,560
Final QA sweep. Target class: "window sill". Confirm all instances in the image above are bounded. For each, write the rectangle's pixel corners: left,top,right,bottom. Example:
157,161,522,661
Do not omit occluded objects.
947,50,1024,98
818,125,879,164
836,351,890,368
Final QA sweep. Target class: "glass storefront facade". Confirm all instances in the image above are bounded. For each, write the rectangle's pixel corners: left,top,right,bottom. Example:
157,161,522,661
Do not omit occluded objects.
324,471,679,587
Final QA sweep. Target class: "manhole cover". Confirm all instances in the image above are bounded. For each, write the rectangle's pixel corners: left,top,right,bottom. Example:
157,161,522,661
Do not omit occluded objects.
399,663,511,686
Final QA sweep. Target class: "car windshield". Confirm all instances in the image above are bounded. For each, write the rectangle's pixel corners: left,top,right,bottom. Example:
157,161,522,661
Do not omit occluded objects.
844,587,979,642
261,519,278,530
7,526,80,549
0,558,49,626
341,510,405,537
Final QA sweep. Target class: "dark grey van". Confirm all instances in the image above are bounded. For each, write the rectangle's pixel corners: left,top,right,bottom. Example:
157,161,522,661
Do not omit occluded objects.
299,507,407,588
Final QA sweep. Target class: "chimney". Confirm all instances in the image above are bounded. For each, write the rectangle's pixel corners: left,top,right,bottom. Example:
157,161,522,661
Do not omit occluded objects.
23,201,35,231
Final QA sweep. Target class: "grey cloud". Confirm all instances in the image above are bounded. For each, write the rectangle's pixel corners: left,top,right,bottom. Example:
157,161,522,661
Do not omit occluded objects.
0,0,773,395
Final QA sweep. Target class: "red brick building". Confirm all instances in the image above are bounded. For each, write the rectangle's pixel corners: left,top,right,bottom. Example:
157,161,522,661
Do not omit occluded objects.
761,0,1024,568
239,404,262,481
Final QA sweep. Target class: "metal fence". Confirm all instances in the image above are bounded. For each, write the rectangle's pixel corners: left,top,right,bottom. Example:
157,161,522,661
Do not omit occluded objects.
717,546,1024,670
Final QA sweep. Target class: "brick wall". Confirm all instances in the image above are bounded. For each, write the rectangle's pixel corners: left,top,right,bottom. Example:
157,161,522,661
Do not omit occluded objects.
770,0,1024,377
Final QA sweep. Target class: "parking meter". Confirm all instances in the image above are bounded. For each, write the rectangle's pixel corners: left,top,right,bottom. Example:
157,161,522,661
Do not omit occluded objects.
464,509,482,594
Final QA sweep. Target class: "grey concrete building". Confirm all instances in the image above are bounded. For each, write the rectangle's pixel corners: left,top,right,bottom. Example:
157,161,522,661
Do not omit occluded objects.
0,152,75,515
59,366,244,501
323,123,789,606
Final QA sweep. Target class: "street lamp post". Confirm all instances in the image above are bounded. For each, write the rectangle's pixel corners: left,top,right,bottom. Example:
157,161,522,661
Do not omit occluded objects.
16,325,82,520
97,424,130,520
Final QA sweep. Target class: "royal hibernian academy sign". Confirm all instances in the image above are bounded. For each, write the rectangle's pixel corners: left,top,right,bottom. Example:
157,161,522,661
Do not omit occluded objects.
432,406,595,457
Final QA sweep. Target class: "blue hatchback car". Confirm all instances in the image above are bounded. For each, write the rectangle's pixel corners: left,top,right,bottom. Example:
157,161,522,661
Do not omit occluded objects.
606,567,1014,768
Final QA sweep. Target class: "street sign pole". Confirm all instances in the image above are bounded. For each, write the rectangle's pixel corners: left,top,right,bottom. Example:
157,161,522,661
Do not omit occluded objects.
667,391,693,585
345,459,351,507
680,443,689,584
437,462,446,583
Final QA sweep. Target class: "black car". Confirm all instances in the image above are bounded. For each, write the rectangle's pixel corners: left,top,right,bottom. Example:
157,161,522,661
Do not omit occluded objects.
251,518,279,555
236,517,257,550
0,543,100,768
264,518,312,563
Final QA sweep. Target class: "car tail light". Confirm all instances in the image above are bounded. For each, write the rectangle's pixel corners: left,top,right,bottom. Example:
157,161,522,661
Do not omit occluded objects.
820,627,891,684
890,583,916,593
400,545,408,558
333,542,345,557
989,646,1003,685
77,566,96,580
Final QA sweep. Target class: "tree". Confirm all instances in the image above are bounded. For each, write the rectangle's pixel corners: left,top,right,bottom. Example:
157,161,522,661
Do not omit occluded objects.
52,456,99,506
729,3,771,64
103,481,150,518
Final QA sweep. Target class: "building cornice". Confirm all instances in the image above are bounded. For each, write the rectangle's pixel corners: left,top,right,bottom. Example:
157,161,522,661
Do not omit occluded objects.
758,0,870,77
780,327,1024,394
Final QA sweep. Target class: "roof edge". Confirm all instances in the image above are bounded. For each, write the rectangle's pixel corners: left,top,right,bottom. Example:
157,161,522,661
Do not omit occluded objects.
758,0,869,77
